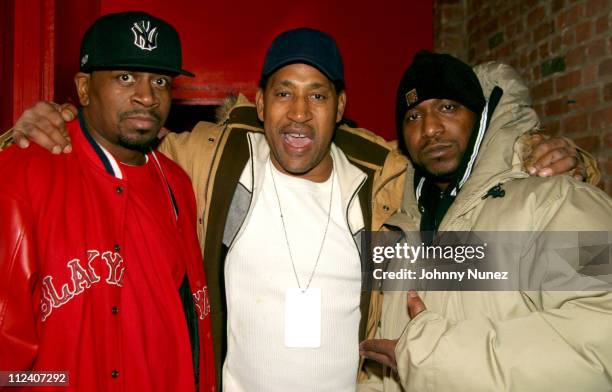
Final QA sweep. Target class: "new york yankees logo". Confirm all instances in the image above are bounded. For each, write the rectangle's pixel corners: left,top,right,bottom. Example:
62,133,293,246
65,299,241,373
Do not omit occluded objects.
131,20,158,51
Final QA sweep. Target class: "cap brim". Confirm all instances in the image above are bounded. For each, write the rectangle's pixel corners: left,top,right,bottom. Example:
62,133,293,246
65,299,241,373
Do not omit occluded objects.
83,63,195,78
177,68,195,77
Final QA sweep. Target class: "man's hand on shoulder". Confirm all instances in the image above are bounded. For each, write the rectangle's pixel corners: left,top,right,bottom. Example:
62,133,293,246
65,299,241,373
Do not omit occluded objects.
524,133,586,181
13,102,77,154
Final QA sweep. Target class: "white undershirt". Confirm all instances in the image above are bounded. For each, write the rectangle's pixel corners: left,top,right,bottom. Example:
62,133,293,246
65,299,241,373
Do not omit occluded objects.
223,157,362,391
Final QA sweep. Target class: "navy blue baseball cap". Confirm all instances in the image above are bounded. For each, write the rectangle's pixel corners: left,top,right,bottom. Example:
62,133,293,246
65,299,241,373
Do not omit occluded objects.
261,28,345,90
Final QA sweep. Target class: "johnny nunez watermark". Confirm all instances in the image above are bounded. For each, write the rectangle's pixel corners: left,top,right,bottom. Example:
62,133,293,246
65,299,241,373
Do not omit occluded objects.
373,267,508,281
361,231,612,291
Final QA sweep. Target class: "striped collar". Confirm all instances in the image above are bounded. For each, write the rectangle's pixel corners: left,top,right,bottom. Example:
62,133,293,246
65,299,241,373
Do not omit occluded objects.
77,109,150,179
76,109,178,220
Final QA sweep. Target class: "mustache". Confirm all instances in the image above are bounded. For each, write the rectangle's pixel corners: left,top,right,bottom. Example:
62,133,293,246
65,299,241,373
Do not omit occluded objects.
280,122,314,133
423,136,444,146
119,109,162,124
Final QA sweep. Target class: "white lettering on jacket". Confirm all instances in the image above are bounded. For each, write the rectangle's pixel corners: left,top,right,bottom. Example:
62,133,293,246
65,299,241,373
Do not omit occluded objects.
40,250,125,322
192,286,210,320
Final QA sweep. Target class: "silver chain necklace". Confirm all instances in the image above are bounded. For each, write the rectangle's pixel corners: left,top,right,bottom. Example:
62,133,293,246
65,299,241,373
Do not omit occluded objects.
269,160,334,293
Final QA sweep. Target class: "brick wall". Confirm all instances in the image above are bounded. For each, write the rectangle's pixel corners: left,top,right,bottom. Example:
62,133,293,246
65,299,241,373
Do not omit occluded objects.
434,0,612,195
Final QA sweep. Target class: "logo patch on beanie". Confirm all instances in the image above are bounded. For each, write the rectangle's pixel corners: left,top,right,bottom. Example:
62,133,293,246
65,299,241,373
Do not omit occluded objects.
131,20,158,51
406,89,418,106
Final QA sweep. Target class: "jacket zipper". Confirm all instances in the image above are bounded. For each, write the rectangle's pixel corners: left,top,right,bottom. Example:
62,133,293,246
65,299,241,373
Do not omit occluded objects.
202,121,228,210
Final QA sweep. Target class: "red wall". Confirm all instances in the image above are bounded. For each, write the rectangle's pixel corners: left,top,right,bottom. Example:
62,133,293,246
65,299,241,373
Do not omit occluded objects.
54,0,101,109
0,0,15,131
1,0,55,131
9,1,433,140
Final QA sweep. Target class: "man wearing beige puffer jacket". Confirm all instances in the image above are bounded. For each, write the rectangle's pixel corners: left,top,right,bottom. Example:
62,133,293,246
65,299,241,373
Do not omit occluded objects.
359,52,612,392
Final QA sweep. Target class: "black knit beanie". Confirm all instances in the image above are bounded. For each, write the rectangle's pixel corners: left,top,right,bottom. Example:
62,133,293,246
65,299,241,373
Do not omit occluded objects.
395,51,486,146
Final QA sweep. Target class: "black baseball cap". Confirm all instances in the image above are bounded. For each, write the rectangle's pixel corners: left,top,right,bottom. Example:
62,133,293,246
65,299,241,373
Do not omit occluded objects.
261,28,344,90
80,11,194,77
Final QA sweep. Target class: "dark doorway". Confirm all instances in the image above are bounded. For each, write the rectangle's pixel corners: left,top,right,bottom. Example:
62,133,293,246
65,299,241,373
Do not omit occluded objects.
165,105,219,134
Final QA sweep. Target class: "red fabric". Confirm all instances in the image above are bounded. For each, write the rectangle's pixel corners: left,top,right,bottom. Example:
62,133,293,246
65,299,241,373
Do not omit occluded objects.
119,161,192,391
0,119,216,391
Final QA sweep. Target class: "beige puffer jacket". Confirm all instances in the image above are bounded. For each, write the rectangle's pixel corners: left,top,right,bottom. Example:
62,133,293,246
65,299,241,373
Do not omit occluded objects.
358,62,612,392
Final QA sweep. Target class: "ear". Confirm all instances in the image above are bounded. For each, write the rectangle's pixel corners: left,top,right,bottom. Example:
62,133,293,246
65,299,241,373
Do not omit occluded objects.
255,88,265,122
74,72,91,106
336,91,347,123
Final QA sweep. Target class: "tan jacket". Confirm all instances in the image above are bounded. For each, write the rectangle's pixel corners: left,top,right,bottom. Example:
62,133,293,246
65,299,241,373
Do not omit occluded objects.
358,63,612,391
157,95,408,385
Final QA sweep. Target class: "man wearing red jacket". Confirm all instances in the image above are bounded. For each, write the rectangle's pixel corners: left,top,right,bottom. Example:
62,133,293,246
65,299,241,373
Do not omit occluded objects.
0,11,215,391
